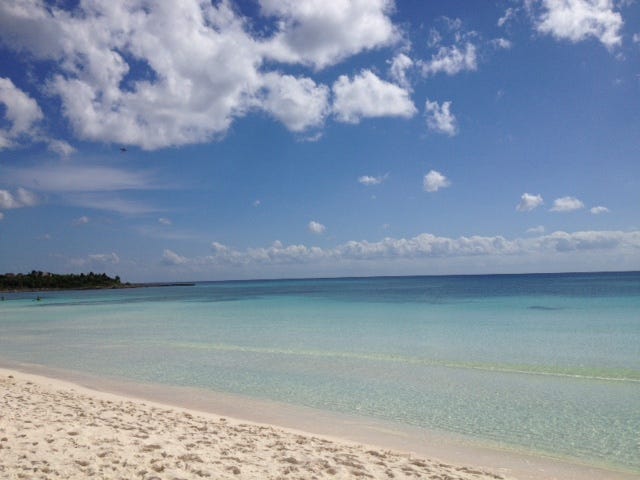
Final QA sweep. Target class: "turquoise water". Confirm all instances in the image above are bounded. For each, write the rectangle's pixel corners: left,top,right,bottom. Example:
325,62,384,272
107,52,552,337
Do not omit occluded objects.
1,272,639,472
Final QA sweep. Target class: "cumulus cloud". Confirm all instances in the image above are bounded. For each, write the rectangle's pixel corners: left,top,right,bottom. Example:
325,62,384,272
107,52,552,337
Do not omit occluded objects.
0,0,403,148
162,249,188,266
517,193,544,212
550,196,585,212
308,220,326,234
73,215,90,226
0,77,43,149
165,230,640,270
590,205,610,214
0,188,38,210
332,70,416,123
420,43,477,76
260,0,398,69
260,72,330,132
535,0,623,49
358,174,388,186
423,170,451,192
424,99,457,136
158,217,172,225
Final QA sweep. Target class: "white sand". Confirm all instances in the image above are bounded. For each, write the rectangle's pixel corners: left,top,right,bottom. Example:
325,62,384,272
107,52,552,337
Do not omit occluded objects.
1,367,637,480
0,368,512,480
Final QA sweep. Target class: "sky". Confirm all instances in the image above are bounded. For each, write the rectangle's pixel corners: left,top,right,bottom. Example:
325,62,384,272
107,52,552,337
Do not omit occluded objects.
0,0,639,282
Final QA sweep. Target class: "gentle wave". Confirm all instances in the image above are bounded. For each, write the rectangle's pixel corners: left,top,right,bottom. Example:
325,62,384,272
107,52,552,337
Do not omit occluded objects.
168,342,640,383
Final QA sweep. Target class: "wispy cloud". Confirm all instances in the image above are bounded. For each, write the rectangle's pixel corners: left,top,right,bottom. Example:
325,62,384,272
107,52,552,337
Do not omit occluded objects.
358,174,388,186
590,206,610,214
65,194,159,215
70,252,120,268
6,164,158,192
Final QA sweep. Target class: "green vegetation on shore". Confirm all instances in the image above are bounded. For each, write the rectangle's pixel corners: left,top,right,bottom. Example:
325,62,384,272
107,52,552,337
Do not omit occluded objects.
0,271,125,291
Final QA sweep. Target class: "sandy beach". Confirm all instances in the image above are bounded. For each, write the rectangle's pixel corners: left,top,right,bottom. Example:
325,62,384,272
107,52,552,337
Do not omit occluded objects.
0,367,513,480
2,365,638,480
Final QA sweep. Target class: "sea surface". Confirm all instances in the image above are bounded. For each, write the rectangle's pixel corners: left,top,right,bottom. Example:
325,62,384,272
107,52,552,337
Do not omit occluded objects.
1,272,639,473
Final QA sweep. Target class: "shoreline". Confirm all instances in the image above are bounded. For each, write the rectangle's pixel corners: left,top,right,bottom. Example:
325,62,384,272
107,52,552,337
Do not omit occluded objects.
1,360,637,480
0,282,196,294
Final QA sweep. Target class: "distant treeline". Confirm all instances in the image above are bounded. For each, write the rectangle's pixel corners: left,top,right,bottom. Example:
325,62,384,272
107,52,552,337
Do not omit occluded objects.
0,271,125,291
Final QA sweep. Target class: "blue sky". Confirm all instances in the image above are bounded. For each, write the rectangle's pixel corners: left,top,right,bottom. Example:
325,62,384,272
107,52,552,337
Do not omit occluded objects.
0,0,639,281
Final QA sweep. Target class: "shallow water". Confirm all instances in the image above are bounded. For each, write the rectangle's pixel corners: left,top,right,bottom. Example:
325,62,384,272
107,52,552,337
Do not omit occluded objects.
1,272,639,472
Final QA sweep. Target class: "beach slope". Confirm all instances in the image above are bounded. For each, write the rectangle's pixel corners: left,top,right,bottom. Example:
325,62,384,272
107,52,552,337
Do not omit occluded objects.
0,368,509,480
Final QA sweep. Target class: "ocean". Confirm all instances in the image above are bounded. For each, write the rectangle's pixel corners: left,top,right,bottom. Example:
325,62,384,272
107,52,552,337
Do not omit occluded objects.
1,272,639,473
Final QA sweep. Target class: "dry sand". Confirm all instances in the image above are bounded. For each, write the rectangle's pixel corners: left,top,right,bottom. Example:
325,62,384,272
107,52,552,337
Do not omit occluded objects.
0,368,510,480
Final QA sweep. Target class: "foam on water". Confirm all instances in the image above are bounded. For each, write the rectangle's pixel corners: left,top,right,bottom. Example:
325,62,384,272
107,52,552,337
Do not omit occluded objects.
1,272,639,473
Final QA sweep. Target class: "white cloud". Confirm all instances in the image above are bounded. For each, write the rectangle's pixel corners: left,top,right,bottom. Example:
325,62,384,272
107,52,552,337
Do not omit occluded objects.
71,252,120,267
527,225,546,234
6,164,156,193
419,43,477,76
259,0,399,69
0,77,43,149
0,1,407,148
73,216,90,226
358,174,388,186
260,72,330,132
536,0,623,49
15,187,38,207
498,7,517,27
423,170,451,192
64,194,158,216
517,193,544,212
0,212,4,221
169,230,640,271
424,99,458,136
388,53,414,89
4,163,166,216
162,249,188,266
308,220,326,234
253,200,262,207
590,206,610,214
47,139,76,157
633,33,640,43
0,188,38,210
332,70,416,123
550,196,585,212
158,217,172,225
492,38,513,49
